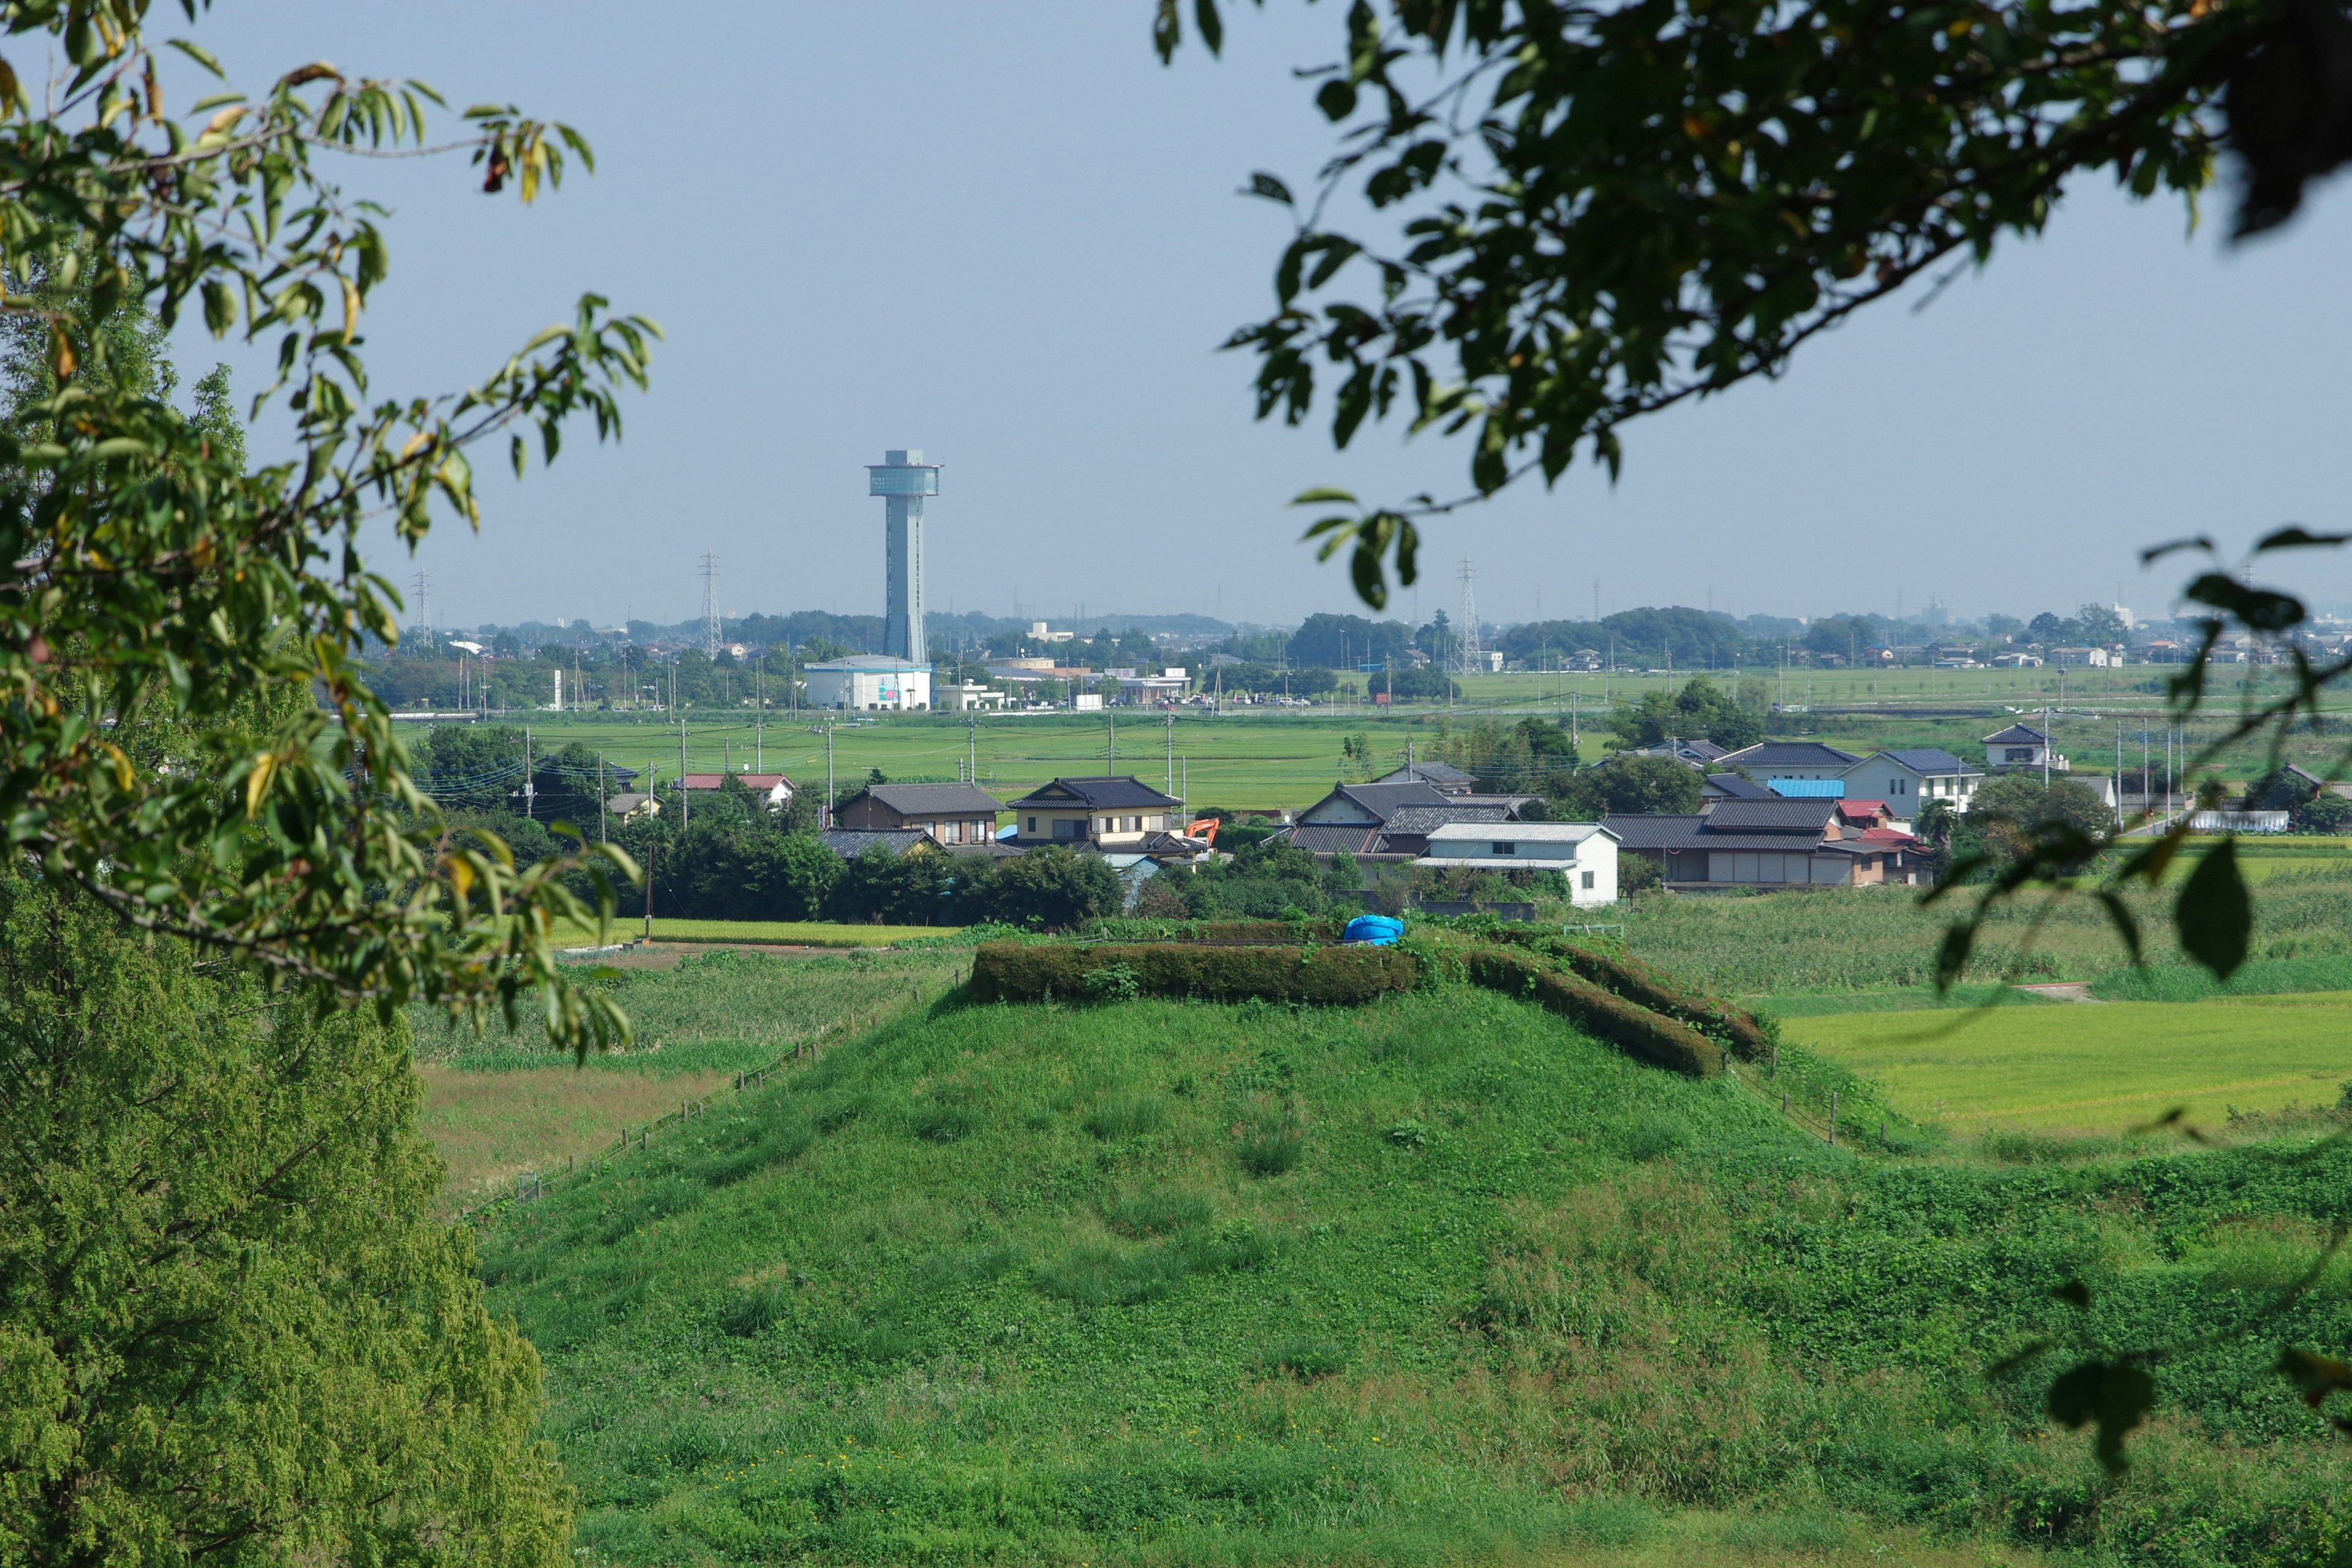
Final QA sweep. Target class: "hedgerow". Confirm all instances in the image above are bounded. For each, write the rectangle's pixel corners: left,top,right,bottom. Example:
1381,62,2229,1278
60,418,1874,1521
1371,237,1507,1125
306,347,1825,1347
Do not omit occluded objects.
1493,932,1778,1062
969,941,1417,1005
1463,948,1725,1079
1076,918,1345,946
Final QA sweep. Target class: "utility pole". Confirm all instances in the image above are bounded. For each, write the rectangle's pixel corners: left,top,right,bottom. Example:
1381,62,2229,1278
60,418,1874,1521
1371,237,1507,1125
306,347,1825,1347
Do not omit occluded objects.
643,837,654,940
1106,707,1115,774
967,712,978,785
755,650,763,771
598,752,607,841
1165,710,1175,798
824,725,835,827
679,721,690,829
522,725,533,820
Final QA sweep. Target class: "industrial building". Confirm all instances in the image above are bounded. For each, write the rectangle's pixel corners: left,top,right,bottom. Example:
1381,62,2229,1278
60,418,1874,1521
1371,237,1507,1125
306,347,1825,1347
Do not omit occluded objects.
803,655,932,711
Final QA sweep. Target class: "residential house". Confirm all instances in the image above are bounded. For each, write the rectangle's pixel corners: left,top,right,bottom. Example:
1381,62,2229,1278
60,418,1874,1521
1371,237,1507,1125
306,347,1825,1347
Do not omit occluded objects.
1702,773,1775,801
1842,748,1981,813
1987,652,2043,668
1417,822,1620,906
820,827,935,861
1005,776,1185,848
1371,760,1481,794
680,772,795,810
1713,741,1866,786
2049,646,2116,668
1604,797,1915,889
804,655,932,712
1630,738,1730,769
1281,780,1537,859
605,791,661,821
1982,724,2067,772
834,782,1005,848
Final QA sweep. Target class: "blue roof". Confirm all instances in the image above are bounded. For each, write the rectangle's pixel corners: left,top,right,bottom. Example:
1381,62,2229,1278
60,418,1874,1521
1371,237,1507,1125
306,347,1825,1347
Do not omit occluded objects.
1768,779,1847,798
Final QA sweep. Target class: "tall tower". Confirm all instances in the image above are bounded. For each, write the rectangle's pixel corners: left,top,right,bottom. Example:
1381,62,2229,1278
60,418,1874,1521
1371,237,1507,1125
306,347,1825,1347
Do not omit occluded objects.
867,448,942,663
699,551,722,657
1456,557,1483,674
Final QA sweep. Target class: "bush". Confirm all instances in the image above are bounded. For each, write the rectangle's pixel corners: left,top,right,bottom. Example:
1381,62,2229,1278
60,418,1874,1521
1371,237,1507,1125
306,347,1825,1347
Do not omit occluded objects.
965,846,1123,930
1464,949,1726,1078
968,941,1419,1005
1518,937,1777,1063
1077,918,1344,945
1081,962,1140,1004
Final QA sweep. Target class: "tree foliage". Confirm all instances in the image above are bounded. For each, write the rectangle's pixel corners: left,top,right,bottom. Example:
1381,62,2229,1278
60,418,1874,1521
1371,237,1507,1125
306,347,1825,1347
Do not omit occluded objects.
0,4,655,1050
1165,0,2345,604
0,875,571,1566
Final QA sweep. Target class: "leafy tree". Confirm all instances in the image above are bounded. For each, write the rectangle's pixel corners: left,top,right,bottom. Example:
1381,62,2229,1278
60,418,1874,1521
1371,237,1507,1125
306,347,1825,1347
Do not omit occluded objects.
0,875,571,1564
2293,792,2352,834
1287,612,1412,669
2027,612,2075,646
827,845,953,925
2075,603,2130,646
0,6,654,1049
1554,755,1703,818
1953,775,2112,872
1984,615,2025,643
968,848,1122,930
1368,665,1457,701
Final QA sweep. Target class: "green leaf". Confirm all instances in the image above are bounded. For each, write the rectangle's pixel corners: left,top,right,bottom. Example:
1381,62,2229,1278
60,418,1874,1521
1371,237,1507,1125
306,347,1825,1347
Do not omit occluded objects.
1243,172,1293,205
2046,1359,2155,1475
1316,79,1358,121
1195,0,1224,56
166,39,227,78
2176,839,2252,982
1289,486,1359,505
2256,526,2352,552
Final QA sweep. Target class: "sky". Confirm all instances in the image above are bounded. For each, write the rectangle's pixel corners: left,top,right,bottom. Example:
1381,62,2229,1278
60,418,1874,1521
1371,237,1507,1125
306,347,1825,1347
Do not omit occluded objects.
159,2,2352,633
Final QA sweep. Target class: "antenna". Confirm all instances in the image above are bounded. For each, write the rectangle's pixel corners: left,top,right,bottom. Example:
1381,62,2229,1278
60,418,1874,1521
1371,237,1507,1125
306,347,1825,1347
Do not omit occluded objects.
1456,558,1483,674
699,552,722,657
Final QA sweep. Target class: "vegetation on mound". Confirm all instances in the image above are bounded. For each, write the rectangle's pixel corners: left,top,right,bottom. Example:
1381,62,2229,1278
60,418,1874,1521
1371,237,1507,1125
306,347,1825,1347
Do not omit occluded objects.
479,984,2352,1566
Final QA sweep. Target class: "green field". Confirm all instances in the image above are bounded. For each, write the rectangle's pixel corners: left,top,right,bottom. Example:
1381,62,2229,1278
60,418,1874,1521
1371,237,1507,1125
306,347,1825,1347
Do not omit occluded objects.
553,916,956,949
1781,995,2352,1133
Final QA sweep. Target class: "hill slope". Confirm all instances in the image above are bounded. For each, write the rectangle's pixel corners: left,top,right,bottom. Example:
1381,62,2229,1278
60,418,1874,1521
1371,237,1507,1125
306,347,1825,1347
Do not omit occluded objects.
480,983,2352,1567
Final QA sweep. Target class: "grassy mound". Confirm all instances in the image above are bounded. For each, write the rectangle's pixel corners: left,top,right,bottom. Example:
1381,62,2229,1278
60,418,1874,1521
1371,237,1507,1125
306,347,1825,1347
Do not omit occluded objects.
480,982,2352,1567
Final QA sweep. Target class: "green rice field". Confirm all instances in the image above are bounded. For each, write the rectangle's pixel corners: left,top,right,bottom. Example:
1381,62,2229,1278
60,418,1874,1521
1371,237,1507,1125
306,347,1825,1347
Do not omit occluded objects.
552,917,952,949
1780,994,2352,1133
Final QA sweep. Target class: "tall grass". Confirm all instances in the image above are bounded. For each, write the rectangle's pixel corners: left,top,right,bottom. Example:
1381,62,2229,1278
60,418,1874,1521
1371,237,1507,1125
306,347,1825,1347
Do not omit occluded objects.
476,981,2352,1567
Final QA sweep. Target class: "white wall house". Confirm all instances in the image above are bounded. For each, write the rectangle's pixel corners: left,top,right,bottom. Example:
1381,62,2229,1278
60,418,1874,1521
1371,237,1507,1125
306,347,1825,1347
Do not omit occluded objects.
1417,822,1619,906
803,655,932,712
1841,748,1982,814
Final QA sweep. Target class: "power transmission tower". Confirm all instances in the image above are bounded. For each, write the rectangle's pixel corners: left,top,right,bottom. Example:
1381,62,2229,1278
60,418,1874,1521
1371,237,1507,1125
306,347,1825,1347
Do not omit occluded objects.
409,570,432,646
1456,558,1483,674
699,552,722,658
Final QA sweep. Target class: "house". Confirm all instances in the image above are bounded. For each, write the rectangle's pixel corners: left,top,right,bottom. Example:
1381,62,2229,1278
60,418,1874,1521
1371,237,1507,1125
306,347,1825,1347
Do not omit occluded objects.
1987,652,2042,668
2049,646,2116,668
804,655,932,712
1629,738,1730,770
1417,822,1620,906
1114,668,1190,703
1604,797,1917,889
1281,780,1536,858
1713,740,1865,786
944,682,1011,711
834,782,1005,848
1982,724,2066,772
1005,776,1186,848
1702,772,1775,801
681,772,794,809
1371,760,1481,794
819,827,935,861
604,791,661,821
1842,748,1982,813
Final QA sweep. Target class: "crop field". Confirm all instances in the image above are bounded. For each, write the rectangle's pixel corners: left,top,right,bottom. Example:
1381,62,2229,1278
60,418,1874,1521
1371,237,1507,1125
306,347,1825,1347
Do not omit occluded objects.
420,1065,736,1212
1780,995,2352,1133
551,916,954,948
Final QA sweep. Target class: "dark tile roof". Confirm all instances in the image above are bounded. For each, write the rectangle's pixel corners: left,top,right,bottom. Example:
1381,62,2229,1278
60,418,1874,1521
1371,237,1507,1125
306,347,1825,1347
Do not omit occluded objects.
1601,814,1709,850
1880,747,1978,774
820,827,932,860
1701,798,1841,833
860,782,1006,816
1283,823,1382,854
1703,774,1774,799
1373,761,1477,786
1379,804,1512,834
943,840,1025,858
1298,781,1452,824
1717,741,1865,769
1454,793,1544,813
1981,724,2049,745
1003,775,1182,810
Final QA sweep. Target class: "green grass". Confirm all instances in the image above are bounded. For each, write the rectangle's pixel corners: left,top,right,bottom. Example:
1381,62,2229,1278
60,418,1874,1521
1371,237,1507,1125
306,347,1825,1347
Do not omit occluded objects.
553,916,956,948
473,976,2352,1567
1781,996,2352,1132
2090,952,2352,1001
1743,984,2059,1017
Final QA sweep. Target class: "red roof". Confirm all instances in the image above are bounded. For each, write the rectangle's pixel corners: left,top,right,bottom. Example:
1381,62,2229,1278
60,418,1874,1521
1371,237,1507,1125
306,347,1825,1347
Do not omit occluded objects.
682,773,792,791
1840,799,1888,815
1856,826,1918,846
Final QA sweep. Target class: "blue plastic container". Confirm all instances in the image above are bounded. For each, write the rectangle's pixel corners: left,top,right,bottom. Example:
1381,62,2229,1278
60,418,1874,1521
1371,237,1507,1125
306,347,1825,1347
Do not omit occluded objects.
1342,914,1406,946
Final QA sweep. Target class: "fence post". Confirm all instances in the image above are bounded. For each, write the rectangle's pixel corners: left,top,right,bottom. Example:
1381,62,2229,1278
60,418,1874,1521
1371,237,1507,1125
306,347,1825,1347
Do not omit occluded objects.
1828,1090,1838,1146
1768,1044,1778,1079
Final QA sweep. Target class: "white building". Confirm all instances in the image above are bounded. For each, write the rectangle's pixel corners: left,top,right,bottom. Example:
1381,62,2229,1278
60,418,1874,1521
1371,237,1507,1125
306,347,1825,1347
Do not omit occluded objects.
1417,822,1620,906
803,655,932,712
1841,748,1982,813
2049,646,2116,668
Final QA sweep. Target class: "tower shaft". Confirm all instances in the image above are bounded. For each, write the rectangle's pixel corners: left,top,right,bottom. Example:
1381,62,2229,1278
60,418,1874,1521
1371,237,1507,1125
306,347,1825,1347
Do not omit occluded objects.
884,492,926,664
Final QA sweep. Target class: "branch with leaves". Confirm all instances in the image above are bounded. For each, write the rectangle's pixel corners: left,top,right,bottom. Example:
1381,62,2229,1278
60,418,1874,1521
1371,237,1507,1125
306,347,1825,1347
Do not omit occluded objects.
0,2,657,1049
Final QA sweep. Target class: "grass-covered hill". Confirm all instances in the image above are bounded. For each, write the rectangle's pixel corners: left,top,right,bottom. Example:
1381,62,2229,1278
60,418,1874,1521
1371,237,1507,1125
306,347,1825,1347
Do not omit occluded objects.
478,977,2352,1567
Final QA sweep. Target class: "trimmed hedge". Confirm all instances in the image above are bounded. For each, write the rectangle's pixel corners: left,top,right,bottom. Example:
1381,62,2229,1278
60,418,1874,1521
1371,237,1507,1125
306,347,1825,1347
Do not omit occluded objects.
1493,930,1776,1063
970,941,1415,1005
1464,949,1725,1079
1076,918,1344,946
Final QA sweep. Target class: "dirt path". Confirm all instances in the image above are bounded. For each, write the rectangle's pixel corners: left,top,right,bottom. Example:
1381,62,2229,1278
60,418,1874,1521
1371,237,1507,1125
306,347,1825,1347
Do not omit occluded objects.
558,941,850,970
2016,981,2103,1003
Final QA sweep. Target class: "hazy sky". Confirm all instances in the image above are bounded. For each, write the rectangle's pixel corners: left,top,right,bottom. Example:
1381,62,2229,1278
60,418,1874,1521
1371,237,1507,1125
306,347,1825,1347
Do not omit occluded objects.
165,2,2352,632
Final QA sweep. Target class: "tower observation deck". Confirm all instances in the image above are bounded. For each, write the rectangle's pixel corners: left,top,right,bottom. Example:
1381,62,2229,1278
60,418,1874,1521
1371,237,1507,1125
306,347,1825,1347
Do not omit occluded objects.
867,448,942,664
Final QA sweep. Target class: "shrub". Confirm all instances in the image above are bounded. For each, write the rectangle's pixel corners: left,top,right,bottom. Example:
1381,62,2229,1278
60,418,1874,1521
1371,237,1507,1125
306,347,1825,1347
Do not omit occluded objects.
969,941,1418,1005
1076,918,1344,945
1464,949,1725,1078
1531,938,1777,1063
1081,962,1140,1004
